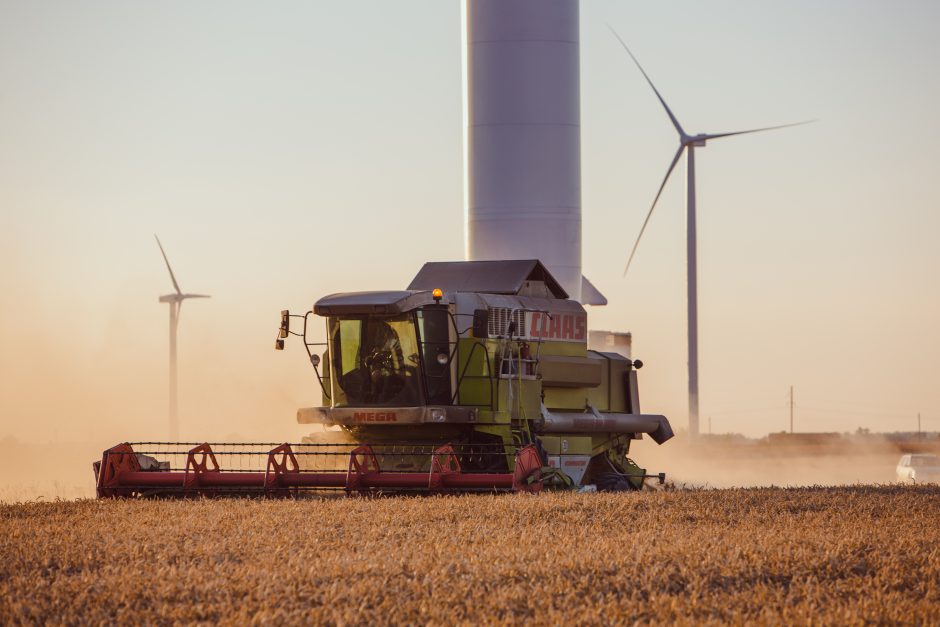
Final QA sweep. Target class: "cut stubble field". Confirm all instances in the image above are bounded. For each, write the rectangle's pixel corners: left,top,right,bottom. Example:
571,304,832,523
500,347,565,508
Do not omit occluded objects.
2,486,938,625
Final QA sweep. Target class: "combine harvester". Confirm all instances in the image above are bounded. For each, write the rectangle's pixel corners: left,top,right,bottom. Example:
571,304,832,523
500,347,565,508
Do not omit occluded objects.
95,260,672,497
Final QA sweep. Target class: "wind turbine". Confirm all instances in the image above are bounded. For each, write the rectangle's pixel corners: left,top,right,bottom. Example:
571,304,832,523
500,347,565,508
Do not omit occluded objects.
610,28,811,437
155,235,209,440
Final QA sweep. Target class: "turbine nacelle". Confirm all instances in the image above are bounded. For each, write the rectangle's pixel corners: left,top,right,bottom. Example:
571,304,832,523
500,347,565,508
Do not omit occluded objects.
684,134,708,147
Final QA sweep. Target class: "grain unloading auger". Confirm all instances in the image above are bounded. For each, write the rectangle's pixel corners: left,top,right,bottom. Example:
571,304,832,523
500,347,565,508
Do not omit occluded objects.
95,260,673,497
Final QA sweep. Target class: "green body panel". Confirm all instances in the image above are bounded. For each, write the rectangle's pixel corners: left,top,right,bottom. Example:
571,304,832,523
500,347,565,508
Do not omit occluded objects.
540,435,592,456
493,379,541,421
455,336,619,414
537,341,588,358
541,351,633,414
454,338,494,406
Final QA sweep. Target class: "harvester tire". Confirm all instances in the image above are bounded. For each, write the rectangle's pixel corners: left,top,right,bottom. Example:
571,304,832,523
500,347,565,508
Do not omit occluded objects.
585,454,642,492
594,472,637,492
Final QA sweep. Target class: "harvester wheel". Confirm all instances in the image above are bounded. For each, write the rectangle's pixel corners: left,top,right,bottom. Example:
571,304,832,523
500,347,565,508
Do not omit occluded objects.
593,472,636,492
585,454,643,492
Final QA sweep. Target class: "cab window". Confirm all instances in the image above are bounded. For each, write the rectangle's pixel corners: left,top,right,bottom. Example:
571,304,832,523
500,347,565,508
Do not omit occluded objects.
328,315,422,406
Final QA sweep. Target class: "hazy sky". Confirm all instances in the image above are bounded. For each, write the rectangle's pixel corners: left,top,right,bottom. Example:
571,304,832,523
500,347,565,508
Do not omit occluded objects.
1,0,938,444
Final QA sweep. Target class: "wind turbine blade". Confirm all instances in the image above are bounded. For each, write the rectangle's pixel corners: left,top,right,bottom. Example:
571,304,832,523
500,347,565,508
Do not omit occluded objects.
181,294,211,299
623,145,686,277
154,235,182,295
608,26,686,137
701,119,816,142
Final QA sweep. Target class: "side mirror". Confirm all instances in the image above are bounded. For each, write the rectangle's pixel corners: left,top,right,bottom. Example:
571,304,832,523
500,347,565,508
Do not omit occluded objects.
279,310,290,338
472,309,489,339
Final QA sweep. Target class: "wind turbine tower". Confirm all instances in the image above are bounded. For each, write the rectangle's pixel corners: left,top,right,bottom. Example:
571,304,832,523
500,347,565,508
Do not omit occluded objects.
611,29,810,436
155,236,209,440
462,0,607,306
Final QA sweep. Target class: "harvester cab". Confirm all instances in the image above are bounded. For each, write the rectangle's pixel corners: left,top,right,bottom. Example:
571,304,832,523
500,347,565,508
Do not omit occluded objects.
94,260,672,497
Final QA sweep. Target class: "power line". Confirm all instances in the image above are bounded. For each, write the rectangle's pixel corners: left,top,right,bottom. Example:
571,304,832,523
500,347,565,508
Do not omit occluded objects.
795,405,929,422
705,405,788,415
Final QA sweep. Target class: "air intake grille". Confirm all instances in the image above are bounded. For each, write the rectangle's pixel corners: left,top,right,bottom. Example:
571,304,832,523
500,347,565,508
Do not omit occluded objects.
488,308,525,338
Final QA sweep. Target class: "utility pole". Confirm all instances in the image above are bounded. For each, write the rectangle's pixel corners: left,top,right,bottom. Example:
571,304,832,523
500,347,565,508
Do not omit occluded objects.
789,385,794,434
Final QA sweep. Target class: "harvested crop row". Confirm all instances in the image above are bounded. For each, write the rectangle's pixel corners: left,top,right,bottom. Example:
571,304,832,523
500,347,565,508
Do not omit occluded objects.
1,486,938,624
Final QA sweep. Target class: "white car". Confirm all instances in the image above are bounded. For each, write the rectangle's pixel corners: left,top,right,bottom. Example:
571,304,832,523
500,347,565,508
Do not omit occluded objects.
896,454,940,484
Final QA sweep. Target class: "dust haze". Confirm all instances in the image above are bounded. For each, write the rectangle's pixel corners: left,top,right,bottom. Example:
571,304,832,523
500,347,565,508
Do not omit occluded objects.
632,434,916,489
0,262,927,501
0,276,329,501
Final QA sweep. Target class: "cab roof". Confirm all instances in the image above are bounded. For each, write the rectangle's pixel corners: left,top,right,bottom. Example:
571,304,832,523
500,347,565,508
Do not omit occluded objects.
408,260,568,299
314,291,439,316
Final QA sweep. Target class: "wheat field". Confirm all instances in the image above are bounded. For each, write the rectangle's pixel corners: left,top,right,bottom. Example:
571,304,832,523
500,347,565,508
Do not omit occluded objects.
1,486,938,625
